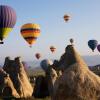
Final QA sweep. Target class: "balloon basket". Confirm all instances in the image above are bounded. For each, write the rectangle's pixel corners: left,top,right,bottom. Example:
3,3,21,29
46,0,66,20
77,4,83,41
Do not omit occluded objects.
0,41,4,44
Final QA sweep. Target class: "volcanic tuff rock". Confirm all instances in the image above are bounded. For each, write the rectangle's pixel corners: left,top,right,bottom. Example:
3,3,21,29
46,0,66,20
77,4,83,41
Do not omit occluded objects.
0,68,19,98
3,57,33,98
52,45,100,100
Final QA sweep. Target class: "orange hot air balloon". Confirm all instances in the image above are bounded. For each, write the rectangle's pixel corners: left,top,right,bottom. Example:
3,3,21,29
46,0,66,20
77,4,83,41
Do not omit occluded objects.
63,14,70,22
20,23,40,47
35,53,41,59
50,46,56,53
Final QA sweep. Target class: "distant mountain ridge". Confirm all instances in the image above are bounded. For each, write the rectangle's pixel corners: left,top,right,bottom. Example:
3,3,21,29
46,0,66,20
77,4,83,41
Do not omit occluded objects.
83,55,100,66
27,55,100,67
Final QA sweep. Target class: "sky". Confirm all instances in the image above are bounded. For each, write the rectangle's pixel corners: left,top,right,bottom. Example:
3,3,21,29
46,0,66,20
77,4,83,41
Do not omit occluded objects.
0,0,100,63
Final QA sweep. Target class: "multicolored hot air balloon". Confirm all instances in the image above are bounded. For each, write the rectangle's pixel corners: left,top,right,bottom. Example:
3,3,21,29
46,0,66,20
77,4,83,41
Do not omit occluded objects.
20,23,40,47
63,14,70,22
50,46,56,53
70,38,74,45
88,40,98,52
35,53,41,59
97,45,100,52
0,5,17,44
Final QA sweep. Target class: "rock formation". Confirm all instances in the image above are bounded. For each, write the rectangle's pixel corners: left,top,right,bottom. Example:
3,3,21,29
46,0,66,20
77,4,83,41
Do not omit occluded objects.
33,75,49,98
0,68,19,98
45,65,58,98
3,57,33,98
40,59,58,98
52,45,100,100
33,59,58,99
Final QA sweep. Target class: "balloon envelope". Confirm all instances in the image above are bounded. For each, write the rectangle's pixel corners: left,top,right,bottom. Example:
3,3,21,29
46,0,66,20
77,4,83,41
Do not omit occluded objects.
50,46,56,53
20,23,40,47
88,40,98,52
35,53,41,59
0,5,17,43
70,38,74,44
97,45,100,52
63,14,70,22
40,59,53,71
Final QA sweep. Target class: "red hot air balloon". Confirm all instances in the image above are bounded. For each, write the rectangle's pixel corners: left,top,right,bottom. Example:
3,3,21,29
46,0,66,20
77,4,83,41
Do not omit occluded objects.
0,5,17,44
63,14,70,22
50,46,56,53
35,53,41,59
97,45,100,52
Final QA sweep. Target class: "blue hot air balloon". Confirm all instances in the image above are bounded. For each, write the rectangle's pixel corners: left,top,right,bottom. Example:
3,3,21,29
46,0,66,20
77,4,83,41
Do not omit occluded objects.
88,40,98,52
40,59,53,71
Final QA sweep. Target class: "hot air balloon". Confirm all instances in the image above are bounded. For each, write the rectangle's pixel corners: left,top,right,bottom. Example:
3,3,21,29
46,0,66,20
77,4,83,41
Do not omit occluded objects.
40,59,53,71
35,53,41,59
88,40,98,52
20,23,40,47
50,46,56,53
97,45,100,52
63,14,70,22
0,5,17,44
70,38,74,45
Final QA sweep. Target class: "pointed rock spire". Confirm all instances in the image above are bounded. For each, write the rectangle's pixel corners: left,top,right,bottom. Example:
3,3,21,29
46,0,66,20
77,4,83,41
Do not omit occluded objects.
53,45,100,100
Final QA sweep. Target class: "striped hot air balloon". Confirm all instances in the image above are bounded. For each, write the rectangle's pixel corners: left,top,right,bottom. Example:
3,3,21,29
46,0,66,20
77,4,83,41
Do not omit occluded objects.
50,46,56,53
20,23,40,47
0,5,17,44
63,14,70,22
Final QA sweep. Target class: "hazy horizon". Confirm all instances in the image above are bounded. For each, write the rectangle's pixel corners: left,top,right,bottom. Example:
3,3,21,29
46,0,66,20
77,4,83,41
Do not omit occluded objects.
0,55,100,67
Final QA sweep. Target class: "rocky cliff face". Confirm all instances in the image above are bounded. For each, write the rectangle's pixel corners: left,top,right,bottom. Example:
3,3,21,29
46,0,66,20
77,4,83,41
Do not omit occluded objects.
3,57,33,98
0,68,19,98
34,59,58,98
52,45,100,100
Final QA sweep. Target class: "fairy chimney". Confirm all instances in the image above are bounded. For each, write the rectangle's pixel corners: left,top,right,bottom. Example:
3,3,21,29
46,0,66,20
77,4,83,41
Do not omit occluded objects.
3,57,33,98
0,68,19,98
40,59,58,98
53,45,100,100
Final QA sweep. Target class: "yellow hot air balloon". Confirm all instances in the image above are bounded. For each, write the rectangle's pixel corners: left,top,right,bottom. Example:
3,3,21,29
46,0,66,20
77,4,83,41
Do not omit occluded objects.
20,23,40,47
